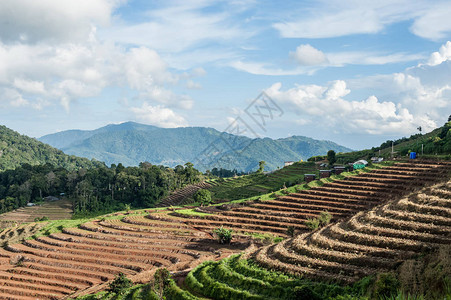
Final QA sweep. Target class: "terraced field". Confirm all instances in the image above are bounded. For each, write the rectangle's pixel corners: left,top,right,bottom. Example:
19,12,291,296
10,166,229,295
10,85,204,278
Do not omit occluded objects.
0,160,448,299
179,177,451,299
206,162,318,202
174,161,451,237
0,212,245,299
160,182,212,207
0,199,73,224
0,223,45,246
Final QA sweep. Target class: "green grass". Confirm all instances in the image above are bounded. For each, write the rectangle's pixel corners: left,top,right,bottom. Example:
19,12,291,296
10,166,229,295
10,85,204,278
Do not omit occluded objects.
175,208,213,217
206,162,319,202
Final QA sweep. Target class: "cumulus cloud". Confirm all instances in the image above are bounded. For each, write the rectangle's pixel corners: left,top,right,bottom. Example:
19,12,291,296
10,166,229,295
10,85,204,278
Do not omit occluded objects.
427,41,451,66
290,44,328,66
130,103,187,128
265,80,434,135
339,41,451,135
0,33,198,111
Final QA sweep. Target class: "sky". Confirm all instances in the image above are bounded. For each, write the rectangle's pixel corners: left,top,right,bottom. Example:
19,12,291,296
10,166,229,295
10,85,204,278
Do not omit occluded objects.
0,0,450,150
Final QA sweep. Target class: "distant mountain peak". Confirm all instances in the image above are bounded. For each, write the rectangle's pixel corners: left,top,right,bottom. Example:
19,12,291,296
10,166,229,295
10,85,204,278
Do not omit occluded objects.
39,122,352,172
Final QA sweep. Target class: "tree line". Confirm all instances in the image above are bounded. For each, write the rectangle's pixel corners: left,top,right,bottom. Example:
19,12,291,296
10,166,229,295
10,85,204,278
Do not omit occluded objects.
0,162,203,217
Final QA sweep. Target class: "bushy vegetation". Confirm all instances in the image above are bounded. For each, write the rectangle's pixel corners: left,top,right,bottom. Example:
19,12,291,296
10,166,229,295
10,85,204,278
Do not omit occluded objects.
305,211,332,230
193,189,212,206
0,125,103,172
213,226,233,244
0,161,203,217
107,272,132,295
209,167,246,178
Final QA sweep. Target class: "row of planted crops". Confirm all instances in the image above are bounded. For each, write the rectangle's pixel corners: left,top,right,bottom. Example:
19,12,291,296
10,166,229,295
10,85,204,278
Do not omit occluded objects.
0,161,449,299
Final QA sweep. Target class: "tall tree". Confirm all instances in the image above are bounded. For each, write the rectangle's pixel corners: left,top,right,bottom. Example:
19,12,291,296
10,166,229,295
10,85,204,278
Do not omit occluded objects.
327,150,336,166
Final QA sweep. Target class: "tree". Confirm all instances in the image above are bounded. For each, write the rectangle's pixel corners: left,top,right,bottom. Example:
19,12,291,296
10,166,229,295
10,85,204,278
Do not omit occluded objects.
257,161,266,173
193,189,211,206
327,150,336,166
107,272,131,295
152,268,171,300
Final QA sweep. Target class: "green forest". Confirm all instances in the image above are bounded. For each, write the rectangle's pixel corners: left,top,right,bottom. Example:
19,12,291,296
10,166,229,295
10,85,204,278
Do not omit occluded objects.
0,125,104,171
0,162,202,217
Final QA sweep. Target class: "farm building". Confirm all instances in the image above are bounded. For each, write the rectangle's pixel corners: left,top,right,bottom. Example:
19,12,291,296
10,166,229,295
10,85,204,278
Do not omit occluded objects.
320,170,332,178
353,159,368,169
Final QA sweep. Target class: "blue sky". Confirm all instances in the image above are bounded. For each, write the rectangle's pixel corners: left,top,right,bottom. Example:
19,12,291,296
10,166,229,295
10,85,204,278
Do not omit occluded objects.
0,0,450,149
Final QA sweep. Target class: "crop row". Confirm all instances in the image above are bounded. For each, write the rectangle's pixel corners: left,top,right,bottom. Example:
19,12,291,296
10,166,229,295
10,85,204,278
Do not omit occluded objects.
247,178,451,283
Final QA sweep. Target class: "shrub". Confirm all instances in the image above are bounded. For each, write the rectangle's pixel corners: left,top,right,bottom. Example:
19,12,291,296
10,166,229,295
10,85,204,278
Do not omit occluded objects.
372,273,400,299
287,226,296,237
318,211,332,226
213,226,233,244
108,272,132,295
305,218,320,230
292,285,322,300
193,189,212,206
152,268,171,299
306,211,332,231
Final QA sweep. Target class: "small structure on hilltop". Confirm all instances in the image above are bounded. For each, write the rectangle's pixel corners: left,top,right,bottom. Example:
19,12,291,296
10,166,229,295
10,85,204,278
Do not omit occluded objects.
353,159,368,170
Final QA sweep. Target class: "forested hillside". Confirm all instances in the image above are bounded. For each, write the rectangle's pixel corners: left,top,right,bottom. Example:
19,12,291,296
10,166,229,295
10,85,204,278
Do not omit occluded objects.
0,125,103,171
0,162,203,217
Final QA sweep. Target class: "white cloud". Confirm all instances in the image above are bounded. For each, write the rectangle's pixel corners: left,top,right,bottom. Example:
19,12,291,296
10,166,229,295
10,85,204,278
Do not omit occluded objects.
0,0,122,44
273,0,417,38
265,80,434,135
13,78,45,94
290,44,328,66
327,51,424,66
410,2,451,40
103,1,252,53
0,33,199,111
130,103,187,128
230,60,315,76
272,0,451,40
426,41,451,66
186,80,202,89
231,49,423,76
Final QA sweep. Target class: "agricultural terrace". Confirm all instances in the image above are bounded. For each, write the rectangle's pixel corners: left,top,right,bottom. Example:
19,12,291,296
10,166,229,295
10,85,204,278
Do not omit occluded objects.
174,174,451,299
0,199,73,225
161,161,320,207
171,161,451,238
0,160,449,299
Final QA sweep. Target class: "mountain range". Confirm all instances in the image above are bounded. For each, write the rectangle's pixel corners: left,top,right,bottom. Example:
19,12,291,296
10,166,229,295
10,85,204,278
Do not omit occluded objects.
39,122,352,172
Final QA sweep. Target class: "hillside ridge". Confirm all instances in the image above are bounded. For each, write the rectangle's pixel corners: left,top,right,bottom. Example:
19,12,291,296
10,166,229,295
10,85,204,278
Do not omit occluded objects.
39,122,352,171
